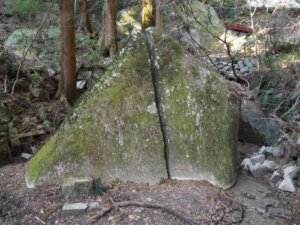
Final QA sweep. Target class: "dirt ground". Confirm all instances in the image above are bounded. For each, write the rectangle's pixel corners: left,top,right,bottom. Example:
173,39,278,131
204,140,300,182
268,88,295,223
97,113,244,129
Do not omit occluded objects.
0,162,246,225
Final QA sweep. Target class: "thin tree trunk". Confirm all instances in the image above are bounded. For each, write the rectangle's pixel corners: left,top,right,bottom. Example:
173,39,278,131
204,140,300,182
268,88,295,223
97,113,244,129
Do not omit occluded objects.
78,0,93,35
142,0,155,30
98,0,117,57
142,0,163,31
61,0,77,106
155,0,163,30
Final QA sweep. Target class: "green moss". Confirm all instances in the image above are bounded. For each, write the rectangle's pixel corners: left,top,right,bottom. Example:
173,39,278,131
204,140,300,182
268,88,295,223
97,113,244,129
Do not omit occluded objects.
26,31,167,188
153,30,239,187
26,29,239,189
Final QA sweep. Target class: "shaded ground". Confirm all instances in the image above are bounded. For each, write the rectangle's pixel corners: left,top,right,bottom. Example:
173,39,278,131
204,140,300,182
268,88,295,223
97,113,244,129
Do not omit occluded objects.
1,162,300,225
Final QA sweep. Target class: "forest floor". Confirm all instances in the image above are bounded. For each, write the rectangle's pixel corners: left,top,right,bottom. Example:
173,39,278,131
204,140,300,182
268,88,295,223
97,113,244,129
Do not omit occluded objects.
1,159,300,225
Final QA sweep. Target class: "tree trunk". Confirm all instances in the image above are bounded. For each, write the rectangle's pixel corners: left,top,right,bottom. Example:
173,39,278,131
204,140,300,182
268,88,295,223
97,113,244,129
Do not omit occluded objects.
61,0,77,106
78,0,93,36
98,0,118,57
142,0,155,30
142,0,163,31
155,0,163,30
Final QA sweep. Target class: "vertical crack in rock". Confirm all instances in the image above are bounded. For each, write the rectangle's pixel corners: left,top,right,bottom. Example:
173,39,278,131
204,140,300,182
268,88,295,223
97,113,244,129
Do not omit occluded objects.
144,31,171,179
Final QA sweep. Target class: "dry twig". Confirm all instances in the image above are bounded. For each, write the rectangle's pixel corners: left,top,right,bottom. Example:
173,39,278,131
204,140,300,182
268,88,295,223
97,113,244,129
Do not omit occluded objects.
89,201,199,225
11,2,54,95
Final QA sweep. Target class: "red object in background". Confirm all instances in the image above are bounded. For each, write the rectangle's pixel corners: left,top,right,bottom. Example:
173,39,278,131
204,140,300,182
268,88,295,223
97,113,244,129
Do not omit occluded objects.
226,25,253,33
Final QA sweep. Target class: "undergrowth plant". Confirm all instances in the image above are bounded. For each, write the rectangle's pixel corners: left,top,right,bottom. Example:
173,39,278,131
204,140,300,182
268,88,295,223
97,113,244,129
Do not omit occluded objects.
6,0,51,16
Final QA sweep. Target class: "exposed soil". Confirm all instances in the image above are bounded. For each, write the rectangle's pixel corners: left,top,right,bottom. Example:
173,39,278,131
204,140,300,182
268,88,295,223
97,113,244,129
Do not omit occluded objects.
0,162,245,225
1,160,300,225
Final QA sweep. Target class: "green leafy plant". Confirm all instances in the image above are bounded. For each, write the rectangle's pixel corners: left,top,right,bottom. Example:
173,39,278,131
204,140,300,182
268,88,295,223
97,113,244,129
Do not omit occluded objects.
42,120,52,129
31,71,41,79
38,106,47,120
89,180,109,198
6,0,50,16
259,88,282,110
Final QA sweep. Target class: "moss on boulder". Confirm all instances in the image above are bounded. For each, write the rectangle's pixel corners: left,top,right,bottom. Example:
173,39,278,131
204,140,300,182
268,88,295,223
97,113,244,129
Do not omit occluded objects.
25,29,240,189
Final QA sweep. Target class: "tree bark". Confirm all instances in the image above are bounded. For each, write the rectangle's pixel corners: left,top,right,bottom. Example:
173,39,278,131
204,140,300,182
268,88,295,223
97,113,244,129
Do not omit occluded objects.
98,0,118,57
78,0,93,36
142,0,163,31
155,0,163,30
142,0,155,30
61,0,77,106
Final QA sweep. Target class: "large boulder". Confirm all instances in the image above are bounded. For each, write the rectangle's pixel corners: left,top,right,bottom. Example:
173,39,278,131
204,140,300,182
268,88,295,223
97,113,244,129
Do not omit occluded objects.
239,100,281,145
25,29,240,189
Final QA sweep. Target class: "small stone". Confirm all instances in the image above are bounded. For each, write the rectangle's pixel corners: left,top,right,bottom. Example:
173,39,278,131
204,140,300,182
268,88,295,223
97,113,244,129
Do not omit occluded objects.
92,69,105,79
278,177,296,192
243,58,255,68
270,171,282,184
62,177,93,201
258,146,267,154
241,158,254,171
251,163,266,177
76,80,87,90
271,146,283,157
223,65,231,71
283,166,300,179
88,202,99,209
297,138,300,146
47,69,56,76
263,160,278,171
222,62,228,66
30,146,38,155
297,157,300,167
250,58,257,66
249,68,258,74
250,154,265,165
134,208,143,213
237,60,245,68
20,153,32,160
62,203,88,217
259,146,275,157
281,142,299,158
282,160,296,169
240,67,249,73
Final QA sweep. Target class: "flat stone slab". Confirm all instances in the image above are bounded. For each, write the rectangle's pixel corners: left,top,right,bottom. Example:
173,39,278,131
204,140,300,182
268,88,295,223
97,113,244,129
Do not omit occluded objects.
62,177,93,201
20,153,33,160
62,203,88,217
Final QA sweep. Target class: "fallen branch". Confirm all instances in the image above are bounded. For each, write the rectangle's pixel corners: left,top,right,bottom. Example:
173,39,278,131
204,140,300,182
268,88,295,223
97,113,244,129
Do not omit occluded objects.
17,129,45,139
89,201,199,225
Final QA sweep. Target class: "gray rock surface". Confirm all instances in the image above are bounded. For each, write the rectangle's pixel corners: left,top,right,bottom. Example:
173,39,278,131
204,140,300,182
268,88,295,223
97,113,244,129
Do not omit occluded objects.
263,160,278,171
239,100,281,145
250,154,265,165
62,177,93,202
278,177,296,192
62,203,88,217
241,158,254,172
283,166,300,179
270,146,283,157
270,171,282,184
251,163,266,177
88,202,99,209
20,153,32,160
